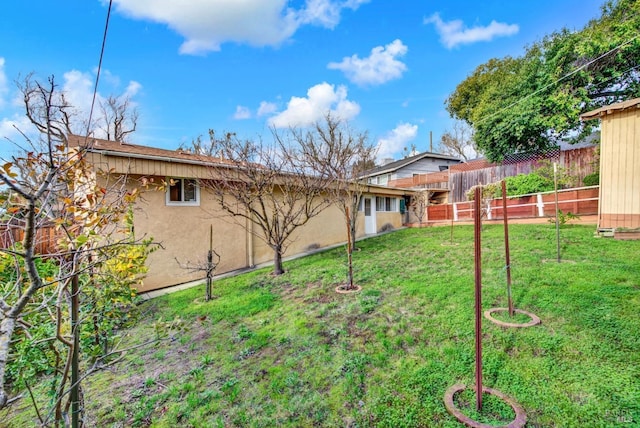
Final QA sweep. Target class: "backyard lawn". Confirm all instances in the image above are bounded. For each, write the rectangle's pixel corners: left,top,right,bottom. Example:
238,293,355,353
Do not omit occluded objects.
6,223,640,427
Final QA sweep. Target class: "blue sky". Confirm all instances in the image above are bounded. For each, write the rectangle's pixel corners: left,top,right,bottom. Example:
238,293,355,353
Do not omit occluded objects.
1,0,605,163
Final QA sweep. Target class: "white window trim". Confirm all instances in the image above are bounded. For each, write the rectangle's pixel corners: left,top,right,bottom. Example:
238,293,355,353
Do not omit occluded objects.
166,177,200,206
375,196,399,212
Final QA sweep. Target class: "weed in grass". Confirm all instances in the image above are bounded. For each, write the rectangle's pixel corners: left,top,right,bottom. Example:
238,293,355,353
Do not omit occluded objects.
201,354,215,366
179,334,192,345
189,367,205,383
158,371,176,383
360,289,382,314
152,349,166,360
342,352,370,401
222,377,240,403
453,389,516,425
237,347,256,360
235,323,255,341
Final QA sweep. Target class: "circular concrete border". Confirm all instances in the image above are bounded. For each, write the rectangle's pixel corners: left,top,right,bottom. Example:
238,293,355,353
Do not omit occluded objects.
440,242,460,247
484,308,541,328
335,284,362,294
444,383,526,428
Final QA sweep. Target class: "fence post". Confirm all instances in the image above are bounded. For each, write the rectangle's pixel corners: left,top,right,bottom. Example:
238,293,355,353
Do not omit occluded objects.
536,193,544,217
453,203,458,221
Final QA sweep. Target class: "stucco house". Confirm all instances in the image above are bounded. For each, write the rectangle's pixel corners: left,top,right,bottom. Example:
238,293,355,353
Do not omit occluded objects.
360,151,461,186
72,136,412,291
581,98,640,235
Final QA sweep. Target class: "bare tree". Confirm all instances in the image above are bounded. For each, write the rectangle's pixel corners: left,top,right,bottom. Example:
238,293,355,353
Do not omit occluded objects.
410,190,430,227
439,119,478,161
197,130,332,276
177,135,218,157
0,75,154,425
296,115,376,290
96,94,138,142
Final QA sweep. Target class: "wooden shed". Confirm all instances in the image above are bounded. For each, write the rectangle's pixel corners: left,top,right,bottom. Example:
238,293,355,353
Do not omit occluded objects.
581,98,640,235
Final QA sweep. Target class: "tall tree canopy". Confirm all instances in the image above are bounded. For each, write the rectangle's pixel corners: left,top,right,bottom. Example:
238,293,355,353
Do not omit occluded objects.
446,0,640,161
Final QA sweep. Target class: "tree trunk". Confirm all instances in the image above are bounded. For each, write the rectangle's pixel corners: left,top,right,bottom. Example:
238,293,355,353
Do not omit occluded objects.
0,316,16,409
273,245,284,275
346,208,355,289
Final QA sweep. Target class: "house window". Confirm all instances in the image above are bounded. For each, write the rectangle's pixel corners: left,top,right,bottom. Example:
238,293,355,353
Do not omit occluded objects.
166,178,199,206
376,197,397,212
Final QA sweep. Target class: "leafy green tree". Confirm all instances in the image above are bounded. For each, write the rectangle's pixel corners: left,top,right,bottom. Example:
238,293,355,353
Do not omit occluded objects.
446,0,640,161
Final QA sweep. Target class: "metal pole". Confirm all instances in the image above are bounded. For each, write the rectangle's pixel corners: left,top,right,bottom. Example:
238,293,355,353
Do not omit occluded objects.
206,225,213,301
71,273,80,428
554,163,561,263
450,184,455,244
474,186,483,411
502,180,514,317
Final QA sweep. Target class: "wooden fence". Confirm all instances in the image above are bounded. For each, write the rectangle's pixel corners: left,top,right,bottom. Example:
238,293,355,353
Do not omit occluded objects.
449,147,597,202
424,186,599,223
0,223,60,255
389,146,598,203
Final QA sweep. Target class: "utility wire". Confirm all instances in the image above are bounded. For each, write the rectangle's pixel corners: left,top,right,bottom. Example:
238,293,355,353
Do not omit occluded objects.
474,32,640,127
84,0,113,146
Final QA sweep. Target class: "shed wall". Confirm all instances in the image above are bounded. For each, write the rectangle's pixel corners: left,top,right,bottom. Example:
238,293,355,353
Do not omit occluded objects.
599,108,640,229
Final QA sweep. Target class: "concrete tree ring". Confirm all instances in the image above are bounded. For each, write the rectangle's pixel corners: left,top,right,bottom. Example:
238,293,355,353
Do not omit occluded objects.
441,242,460,246
335,285,362,294
484,308,541,328
444,384,526,428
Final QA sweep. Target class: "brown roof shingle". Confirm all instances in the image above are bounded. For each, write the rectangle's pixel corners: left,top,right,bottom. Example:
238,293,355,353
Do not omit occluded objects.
69,134,235,167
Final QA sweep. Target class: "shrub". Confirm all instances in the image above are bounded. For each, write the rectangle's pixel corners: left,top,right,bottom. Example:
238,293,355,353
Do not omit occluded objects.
504,173,552,196
548,209,581,226
583,172,599,186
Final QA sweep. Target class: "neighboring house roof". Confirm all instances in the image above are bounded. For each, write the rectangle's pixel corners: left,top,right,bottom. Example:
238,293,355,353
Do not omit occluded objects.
69,134,237,168
580,97,640,120
360,151,460,178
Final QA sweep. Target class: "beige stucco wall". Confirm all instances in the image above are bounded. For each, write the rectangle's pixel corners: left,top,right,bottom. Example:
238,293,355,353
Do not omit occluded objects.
133,184,250,292
375,211,403,231
87,152,411,291
233,197,368,268
599,108,640,229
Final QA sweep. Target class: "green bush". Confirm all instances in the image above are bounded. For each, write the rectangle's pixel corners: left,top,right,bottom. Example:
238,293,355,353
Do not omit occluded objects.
504,173,552,196
583,172,599,186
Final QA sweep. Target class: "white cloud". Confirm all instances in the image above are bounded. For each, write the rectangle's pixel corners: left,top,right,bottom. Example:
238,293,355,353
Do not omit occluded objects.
0,58,8,110
234,105,251,120
376,122,418,162
299,0,369,28
425,13,519,49
60,70,142,137
111,0,369,55
257,101,277,117
0,115,34,145
0,67,142,149
268,82,360,128
62,70,96,117
328,39,408,86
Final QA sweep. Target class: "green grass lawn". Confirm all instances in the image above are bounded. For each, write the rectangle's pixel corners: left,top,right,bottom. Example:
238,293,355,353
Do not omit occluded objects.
7,224,640,427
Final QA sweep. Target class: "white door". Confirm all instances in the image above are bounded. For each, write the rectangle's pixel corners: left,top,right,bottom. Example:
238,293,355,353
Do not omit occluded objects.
364,197,376,234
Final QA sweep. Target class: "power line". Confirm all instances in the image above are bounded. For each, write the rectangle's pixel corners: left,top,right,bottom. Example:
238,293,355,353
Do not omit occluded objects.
84,0,113,145
474,32,640,127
